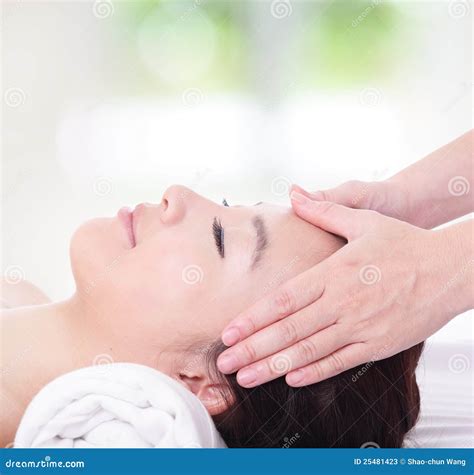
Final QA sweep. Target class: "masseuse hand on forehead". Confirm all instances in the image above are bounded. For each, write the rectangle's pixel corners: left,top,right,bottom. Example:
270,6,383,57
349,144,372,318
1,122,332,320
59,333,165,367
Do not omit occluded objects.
217,129,474,388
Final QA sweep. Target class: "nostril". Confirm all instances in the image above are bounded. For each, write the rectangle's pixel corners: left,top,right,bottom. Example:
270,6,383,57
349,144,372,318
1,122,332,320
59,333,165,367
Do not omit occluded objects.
162,198,169,211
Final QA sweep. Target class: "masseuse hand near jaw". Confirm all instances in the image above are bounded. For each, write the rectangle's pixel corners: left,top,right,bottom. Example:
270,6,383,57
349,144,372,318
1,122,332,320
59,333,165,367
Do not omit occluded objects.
217,129,474,388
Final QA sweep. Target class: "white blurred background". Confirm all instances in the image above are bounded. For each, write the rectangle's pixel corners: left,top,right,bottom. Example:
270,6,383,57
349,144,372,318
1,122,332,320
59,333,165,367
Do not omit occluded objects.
1,0,472,343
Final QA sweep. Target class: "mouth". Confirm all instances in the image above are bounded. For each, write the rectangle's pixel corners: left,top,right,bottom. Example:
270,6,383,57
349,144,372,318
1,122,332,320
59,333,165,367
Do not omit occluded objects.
117,206,136,249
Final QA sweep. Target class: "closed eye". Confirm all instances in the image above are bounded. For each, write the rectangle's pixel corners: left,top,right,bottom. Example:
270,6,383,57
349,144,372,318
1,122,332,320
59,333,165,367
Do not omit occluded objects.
212,217,225,258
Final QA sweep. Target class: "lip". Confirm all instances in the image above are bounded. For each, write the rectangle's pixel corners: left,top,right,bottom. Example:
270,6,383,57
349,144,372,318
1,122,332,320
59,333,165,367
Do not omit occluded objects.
117,206,136,248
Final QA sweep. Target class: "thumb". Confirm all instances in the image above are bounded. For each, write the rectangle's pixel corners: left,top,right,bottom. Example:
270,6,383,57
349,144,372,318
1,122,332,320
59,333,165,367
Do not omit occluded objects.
291,181,372,209
290,191,375,240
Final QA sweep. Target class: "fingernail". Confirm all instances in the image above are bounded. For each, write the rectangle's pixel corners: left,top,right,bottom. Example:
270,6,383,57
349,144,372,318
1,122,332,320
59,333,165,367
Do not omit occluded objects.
290,191,308,205
222,327,240,346
289,184,300,194
286,369,305,386
237,368,257,387
217,354,238,373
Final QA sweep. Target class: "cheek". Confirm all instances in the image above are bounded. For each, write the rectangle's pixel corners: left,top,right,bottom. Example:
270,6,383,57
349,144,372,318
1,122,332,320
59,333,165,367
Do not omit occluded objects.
70,217,124,292
93,237,215,335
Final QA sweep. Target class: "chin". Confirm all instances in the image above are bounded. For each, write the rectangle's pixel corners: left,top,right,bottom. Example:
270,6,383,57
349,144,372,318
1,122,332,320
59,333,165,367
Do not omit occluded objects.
69,217,125,295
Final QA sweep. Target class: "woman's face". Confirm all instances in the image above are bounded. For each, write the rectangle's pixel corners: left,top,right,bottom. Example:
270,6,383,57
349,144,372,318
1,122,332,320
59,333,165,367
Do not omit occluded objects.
70,185,343,396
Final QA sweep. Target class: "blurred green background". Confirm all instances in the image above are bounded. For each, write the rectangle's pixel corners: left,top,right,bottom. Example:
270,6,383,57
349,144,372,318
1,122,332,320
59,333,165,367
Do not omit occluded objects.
2,0,472,299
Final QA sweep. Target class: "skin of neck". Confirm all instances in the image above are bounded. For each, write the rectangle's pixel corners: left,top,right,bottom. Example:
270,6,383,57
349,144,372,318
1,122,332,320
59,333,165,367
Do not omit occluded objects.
0,294,124,447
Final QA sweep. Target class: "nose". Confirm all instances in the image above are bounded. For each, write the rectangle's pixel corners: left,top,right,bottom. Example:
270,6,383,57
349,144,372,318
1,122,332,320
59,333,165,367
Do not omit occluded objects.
159,184,191,224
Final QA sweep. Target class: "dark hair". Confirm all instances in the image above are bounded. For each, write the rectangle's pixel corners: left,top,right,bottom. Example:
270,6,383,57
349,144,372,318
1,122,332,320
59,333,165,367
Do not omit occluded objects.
207,341,424,448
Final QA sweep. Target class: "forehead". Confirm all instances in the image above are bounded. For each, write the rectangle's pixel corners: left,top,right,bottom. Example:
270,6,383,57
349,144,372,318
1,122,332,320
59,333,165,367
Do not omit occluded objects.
240,202,342,270
249,202,325,239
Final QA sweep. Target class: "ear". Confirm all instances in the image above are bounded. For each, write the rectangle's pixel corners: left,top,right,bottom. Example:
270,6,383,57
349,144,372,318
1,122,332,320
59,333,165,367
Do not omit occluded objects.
178,372,234,416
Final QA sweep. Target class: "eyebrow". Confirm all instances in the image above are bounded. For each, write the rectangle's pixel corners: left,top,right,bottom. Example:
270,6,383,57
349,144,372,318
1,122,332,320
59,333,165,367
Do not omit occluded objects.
250,215,268,270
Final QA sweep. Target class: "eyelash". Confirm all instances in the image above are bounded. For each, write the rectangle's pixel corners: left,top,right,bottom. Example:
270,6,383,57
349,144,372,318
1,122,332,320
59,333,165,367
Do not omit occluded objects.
222,198,229,207
212,217,225,258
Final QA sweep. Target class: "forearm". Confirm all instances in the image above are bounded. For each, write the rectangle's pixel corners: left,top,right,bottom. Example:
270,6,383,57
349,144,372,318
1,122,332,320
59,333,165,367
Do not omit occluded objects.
389,129,473,229
433,218,474,318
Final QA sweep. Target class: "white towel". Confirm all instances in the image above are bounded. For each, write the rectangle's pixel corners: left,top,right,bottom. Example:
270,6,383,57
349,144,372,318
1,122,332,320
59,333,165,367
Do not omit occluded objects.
14,363,227,448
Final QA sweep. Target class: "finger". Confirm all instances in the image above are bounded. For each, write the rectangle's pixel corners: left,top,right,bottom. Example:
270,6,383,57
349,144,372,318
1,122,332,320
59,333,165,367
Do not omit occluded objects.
218,297,335,375
234,323,350,387
291,181,370,209
290,184,326,201
290,192,376,240
220,265,326,348
285,342,370,386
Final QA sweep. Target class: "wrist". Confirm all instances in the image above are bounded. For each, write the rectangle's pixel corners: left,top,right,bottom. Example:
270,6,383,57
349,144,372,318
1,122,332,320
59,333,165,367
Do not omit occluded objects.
385,174,444,229
375,177,412,224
